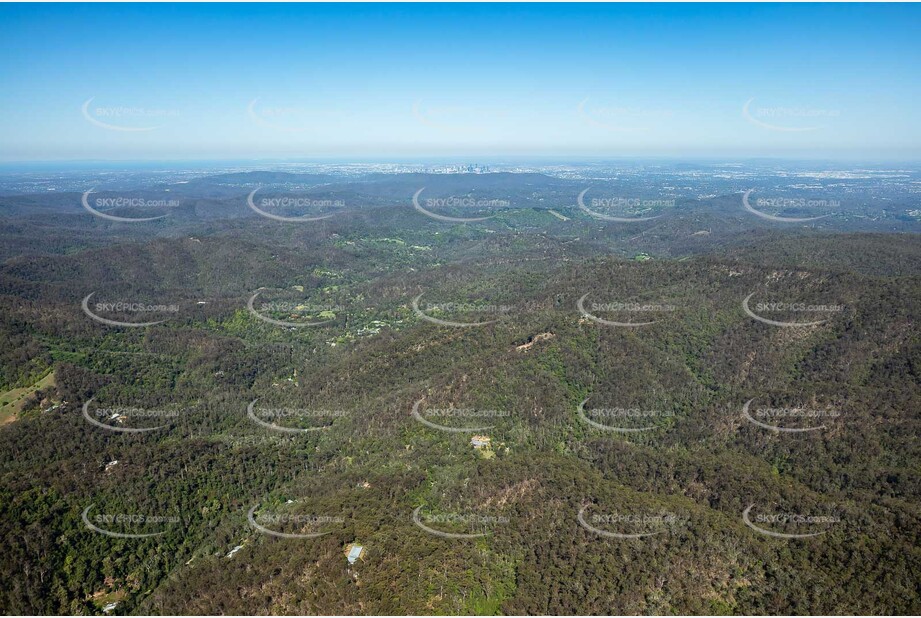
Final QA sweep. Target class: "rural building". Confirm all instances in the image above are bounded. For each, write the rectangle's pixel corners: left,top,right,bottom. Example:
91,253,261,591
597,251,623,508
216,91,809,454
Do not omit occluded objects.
471,435,491,449
346,543,364,564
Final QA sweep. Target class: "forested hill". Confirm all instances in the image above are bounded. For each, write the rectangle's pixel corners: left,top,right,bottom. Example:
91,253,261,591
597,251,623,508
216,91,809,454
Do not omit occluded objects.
0,186,919,615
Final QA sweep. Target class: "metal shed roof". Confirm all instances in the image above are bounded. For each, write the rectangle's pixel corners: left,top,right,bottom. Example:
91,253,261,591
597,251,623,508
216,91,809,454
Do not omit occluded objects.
347,545,363,563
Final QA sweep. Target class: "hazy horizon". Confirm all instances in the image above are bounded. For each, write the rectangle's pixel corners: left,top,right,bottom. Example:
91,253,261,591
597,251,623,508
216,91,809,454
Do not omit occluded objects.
2,3,919,162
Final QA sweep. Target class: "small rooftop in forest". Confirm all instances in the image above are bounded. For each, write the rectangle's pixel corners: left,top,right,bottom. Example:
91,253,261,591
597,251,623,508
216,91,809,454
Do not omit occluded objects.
346,544,364,564
471,435,491,448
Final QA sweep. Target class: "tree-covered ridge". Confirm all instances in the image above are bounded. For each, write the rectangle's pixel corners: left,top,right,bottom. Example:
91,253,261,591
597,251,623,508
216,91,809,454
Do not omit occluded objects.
0,189,919,615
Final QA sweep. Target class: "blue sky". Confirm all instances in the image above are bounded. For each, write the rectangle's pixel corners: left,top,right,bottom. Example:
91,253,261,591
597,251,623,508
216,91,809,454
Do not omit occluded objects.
1,3,919,162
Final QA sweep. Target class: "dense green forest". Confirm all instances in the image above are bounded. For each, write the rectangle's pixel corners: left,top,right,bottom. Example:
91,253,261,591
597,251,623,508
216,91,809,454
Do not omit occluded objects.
1,181,919,615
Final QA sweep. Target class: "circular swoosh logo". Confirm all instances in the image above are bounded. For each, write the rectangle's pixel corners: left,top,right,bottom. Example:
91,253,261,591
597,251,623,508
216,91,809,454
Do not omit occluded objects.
246,291,334,328
247,504,331,539
741,399,825,433
577,293,658,328
576,398,657,433
81,98,161,132
742,504,825,539
246,399,330,434
82,505,167,539
82,293,167,328
410,398,492,434
741,293,828,328
411,506,487,539
246,188,337,223
247,98,310,133
411,101,443,129
81,190,168,223
411,293,497,328
741,190,827,223
576,98,646,132
577,505,663,539
577,189,661,222
411,189,495,223
742,98,821,133
412,101,485,132
82,398,169,434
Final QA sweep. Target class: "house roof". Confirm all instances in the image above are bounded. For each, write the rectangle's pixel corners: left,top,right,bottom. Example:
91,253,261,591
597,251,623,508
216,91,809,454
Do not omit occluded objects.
347,545,363,563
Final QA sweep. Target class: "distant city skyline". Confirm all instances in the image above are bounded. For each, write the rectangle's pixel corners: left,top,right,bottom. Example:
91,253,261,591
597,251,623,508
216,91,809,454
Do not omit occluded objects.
1,3,919,162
